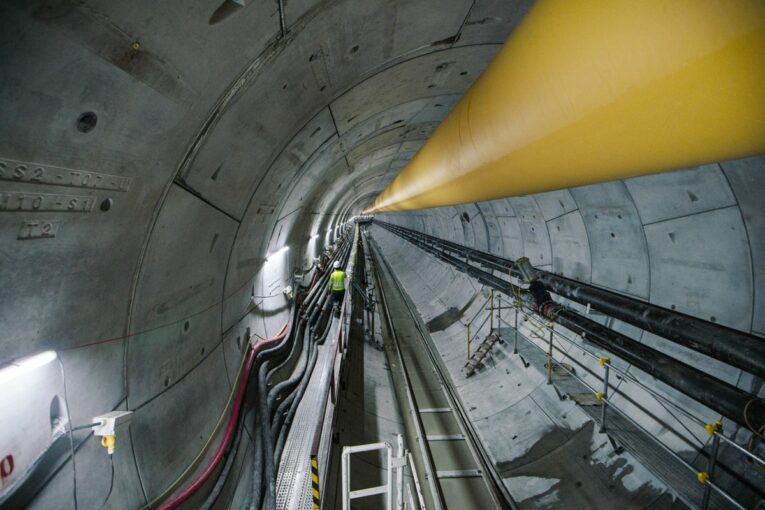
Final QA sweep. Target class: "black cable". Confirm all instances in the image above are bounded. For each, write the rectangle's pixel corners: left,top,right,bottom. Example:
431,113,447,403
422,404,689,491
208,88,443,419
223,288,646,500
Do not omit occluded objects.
69,423,95,432
98,455,114,510
249,401,265,510
200,406,246,510
57,357,79,510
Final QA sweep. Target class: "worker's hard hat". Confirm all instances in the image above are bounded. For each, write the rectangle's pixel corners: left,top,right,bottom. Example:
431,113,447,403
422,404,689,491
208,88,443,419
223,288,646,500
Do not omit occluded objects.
333,260,340,269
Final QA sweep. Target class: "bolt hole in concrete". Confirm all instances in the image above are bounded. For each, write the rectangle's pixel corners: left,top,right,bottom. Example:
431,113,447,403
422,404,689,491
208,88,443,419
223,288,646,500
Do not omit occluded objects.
100,197,112,211
349,44,359,54
76,112,97,133
184,320,190,332
461,212,470,223
610,232,615,238
164,376,170,387
460,71,468,75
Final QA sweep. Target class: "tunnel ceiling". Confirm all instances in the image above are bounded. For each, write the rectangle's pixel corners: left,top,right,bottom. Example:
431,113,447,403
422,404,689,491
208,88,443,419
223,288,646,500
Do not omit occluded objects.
0,0,534,361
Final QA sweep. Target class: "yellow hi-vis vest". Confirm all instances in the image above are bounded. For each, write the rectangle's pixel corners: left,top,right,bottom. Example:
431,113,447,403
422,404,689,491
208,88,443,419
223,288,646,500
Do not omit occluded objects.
329,270,346,291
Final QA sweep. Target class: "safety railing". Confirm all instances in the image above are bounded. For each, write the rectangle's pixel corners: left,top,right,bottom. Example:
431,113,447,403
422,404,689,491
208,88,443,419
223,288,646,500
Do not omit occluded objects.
340,434,423,510
464,290,500,361
497,297,764,510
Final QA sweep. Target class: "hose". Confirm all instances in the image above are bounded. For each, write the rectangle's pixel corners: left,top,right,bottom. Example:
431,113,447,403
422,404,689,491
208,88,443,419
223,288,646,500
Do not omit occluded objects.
256,322,297,507
259,258,338,508
249,407,265,510
199,405,246,510
272,299,335,464
243,233,351,509
156,322,289,510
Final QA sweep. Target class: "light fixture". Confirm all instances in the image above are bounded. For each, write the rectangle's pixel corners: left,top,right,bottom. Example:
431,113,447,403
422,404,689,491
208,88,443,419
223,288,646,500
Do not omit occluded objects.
265,245,289,262
0,351,58,385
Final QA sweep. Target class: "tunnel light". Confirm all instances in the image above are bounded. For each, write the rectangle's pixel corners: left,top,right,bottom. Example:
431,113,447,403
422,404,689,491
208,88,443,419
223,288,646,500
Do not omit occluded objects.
0,351,57,385
265,245,289,262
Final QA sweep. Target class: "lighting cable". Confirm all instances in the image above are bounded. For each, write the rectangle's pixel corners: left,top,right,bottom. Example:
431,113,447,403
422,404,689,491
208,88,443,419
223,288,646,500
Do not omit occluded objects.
98,455,114,510
57,356,79,510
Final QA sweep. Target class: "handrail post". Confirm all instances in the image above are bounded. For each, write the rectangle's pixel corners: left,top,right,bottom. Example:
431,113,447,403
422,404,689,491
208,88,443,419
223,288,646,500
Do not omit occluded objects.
342,447,350,510
497,294,501,336
466,323,471,361
598,357,610,432
513,298,519,354
396,434,404,510
701,422,722,510
546,326,553,384
490,289,495,334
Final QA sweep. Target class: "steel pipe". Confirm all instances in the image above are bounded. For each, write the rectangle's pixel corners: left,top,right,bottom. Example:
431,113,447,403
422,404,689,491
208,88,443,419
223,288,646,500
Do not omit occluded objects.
378,220,765,380
552,308,765,433
536,272,765,380
373,221,765,433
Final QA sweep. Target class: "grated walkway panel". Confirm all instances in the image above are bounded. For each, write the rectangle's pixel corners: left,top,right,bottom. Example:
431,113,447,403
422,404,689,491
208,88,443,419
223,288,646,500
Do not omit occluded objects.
275,318,340,510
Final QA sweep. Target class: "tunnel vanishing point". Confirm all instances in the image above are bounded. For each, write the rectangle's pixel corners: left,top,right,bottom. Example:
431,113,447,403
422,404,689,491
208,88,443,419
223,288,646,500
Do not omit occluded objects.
1,1,765,509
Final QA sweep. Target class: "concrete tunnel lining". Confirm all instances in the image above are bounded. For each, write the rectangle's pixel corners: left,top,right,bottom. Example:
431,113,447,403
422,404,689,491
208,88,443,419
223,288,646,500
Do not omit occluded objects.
1,0,764,508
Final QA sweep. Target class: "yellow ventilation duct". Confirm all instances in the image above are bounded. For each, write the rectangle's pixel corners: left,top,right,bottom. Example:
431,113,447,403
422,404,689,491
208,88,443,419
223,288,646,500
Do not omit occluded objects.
365,0,765,213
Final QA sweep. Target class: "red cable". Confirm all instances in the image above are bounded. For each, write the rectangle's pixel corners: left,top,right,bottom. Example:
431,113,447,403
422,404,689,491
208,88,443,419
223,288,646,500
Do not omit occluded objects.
157,322,289,510
157,248,333,509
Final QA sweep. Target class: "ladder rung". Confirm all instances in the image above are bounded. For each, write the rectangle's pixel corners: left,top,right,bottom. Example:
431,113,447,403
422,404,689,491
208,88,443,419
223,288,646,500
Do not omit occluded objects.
426,434,464,441
436,469,483,479
349,484,388,499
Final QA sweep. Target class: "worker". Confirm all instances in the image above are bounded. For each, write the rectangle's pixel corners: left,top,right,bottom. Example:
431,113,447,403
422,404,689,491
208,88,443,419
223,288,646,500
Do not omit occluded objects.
329,260,346,313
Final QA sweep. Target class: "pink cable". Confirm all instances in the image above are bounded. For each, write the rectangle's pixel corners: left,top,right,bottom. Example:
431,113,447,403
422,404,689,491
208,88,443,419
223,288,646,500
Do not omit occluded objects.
157,322,289,510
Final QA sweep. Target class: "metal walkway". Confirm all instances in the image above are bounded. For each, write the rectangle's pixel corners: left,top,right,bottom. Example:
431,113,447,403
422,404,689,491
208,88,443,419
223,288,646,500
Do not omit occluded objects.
275,318,340,510
369,238,514,510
